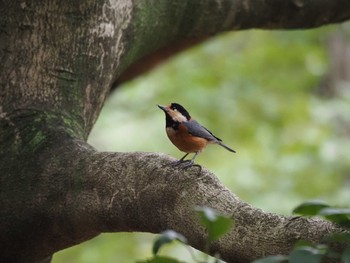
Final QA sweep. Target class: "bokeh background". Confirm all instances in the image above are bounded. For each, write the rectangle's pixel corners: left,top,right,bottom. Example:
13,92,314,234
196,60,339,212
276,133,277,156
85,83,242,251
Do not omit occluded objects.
53,23,350,262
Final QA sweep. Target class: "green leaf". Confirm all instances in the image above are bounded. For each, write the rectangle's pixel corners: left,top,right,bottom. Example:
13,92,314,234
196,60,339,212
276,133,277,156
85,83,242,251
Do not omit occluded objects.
293,240,329,255
138,256,185,263
252,255,288,263
289,246,326,263
209,215,233,242
292,200,330,216
195,206,233,242
323,233,350,244
342,247,350,263
319,208,350,228
325,248,341,260
195,206,220,222
294,240,314,248
152,230,187,256
319,207,350,216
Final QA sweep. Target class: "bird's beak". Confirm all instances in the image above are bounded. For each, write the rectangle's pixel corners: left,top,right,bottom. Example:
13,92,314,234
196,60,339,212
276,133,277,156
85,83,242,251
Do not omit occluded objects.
157,104,167,111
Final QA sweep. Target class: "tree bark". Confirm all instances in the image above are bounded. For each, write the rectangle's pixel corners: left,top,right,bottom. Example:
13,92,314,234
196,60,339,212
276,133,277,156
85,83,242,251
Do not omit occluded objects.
0,1,350,263
319,29,350,97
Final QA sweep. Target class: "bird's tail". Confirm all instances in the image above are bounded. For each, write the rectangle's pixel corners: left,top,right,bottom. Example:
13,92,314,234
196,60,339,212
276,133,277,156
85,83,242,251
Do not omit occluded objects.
217,141,236,153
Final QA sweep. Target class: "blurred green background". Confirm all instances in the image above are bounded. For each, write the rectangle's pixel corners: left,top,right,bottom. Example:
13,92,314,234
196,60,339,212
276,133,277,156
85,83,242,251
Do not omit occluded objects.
53,24,350,262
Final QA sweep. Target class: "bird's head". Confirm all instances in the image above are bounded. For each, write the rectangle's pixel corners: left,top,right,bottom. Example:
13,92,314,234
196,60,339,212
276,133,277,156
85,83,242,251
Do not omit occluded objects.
157,103,191,123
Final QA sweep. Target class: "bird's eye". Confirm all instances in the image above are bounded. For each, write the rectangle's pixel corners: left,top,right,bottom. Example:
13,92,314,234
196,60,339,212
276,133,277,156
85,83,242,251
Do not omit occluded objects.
173,108,177,111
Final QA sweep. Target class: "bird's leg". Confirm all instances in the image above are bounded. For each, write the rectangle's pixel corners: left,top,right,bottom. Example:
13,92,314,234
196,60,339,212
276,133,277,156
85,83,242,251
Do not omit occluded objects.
181,151,201,169
178,153,190,163
171,153,190,166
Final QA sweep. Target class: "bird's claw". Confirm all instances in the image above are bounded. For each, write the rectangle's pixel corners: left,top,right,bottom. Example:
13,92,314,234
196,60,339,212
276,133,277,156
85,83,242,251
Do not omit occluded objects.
169,159,202,171
170,159,188,166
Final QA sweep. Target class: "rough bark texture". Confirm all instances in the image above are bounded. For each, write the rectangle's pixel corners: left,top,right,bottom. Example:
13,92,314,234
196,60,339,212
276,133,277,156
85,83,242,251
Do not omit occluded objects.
1,1,350,263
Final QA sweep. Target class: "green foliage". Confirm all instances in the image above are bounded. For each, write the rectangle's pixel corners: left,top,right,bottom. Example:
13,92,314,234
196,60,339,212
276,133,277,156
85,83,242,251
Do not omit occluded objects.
257,202,350,263
292,200,330,215
318,208,350,228
152,230,187,256
324,233,350,244
139,256,185,263
149,202,350,263
143,207,233,263
342,248,350,263
254,242,330,263
288,245,325,263
294,201,350,228
252,255,288,263
195,206,233,243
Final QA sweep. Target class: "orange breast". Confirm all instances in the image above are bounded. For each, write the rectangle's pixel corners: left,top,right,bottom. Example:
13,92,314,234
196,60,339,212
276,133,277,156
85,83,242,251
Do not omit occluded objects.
166,126,208,153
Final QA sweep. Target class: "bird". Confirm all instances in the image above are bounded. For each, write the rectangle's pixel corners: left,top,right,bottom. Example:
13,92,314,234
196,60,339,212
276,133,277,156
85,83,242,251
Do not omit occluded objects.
158,103,235,167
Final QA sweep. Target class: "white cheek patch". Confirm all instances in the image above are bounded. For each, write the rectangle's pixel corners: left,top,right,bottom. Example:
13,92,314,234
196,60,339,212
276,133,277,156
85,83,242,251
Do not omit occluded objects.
169,110,187,122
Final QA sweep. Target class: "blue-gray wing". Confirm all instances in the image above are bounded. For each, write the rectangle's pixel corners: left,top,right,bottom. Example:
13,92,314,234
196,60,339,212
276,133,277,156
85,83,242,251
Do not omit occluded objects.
183,120,222,142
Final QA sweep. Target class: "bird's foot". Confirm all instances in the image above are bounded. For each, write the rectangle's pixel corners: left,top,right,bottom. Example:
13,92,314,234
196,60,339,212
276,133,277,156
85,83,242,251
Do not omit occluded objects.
180,160,194,168
175,160,202,171
182,163,202,171
170,159,189,167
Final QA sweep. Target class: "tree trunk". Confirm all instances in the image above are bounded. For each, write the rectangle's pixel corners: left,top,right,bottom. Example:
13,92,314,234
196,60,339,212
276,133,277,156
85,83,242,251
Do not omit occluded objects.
1,1,350,263
319,29,350,96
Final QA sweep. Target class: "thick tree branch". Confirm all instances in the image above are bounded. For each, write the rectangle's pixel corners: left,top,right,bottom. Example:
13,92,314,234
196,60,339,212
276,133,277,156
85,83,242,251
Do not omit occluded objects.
116,0,350,85
1,127,344,263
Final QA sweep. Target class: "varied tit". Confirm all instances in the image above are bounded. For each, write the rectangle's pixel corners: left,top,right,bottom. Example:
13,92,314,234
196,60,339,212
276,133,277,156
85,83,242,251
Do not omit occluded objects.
158,103,235,167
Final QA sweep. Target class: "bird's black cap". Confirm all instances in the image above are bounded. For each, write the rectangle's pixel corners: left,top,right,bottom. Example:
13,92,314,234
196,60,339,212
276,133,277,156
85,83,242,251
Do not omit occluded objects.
170,103,191,120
